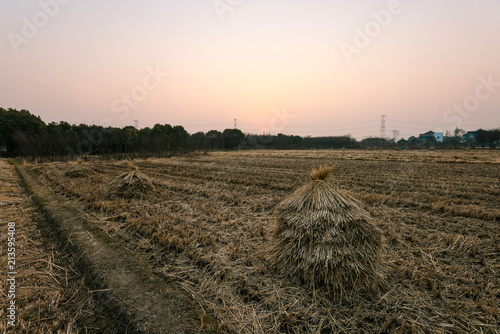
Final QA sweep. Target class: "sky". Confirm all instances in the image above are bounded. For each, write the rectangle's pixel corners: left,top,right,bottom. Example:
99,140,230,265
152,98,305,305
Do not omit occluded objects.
1,0,499,140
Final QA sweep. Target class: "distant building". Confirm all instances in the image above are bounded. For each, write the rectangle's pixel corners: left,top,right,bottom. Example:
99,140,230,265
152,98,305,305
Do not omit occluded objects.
419,131,443,143
0,145,6,152
463,129,486,143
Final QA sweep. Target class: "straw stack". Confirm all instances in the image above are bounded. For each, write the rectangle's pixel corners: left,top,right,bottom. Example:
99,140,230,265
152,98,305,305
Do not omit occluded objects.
105,166,154,199
270,166,386,297
65,161,94,178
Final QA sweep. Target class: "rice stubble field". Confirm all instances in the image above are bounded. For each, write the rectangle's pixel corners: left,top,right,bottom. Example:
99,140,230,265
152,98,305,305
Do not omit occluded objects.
3,149,500,333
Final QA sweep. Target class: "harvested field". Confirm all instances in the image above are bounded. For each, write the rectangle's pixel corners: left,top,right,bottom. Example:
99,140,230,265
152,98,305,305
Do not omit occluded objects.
8,149,500,333
0,159,113,333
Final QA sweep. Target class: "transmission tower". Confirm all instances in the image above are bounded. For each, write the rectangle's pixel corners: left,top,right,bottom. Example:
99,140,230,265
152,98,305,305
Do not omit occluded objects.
234,118,237,128
133,120,139,129
380,115,387,138
392,130,399,142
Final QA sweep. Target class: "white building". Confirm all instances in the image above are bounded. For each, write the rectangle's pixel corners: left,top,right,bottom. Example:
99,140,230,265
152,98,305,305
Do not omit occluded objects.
419,131,443,143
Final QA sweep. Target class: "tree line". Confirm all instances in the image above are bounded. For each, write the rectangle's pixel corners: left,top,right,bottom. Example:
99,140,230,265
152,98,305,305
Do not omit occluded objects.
1,108,498,159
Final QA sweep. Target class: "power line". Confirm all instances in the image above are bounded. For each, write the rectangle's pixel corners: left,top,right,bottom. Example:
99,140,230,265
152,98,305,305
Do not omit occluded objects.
238,124,377,134
238,119,379,128
182,123,232,127
391,119,449,125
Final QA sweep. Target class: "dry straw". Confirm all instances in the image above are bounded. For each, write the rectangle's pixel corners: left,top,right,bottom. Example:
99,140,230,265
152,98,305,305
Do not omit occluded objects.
64,161,94,178
105,165,155,199
270,165,387,298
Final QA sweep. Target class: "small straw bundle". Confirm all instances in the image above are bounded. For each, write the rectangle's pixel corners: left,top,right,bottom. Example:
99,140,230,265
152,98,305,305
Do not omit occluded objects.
269,166,386,298
65,161,94,178
105,166,154,199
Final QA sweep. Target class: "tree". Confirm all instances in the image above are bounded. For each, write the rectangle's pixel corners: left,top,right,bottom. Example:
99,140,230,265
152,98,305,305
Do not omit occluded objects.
189,132,207,150
397,139,408,148
206,130,223,149
443,128,465,148
0,108,46,155
407,136,423,149
487,129,500,148
453,127,465,148
475,129,488,148
151,124,172,154
171,125,189,149
360,136,394,148
222,129,245,149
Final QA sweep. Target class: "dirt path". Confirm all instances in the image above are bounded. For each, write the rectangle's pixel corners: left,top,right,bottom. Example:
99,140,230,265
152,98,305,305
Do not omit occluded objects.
1,159,207,333
0,158,81,333
17,161,207,333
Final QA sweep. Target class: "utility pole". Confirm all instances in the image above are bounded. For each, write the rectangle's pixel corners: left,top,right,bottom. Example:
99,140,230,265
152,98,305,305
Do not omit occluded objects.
380,115,387,138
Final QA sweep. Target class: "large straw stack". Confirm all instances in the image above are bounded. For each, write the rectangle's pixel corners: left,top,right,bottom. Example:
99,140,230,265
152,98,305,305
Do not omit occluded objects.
105,166,154,199
270,166,386,298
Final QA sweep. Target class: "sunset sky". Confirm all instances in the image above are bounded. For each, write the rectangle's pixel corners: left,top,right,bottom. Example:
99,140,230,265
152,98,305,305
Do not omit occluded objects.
1,0,499,139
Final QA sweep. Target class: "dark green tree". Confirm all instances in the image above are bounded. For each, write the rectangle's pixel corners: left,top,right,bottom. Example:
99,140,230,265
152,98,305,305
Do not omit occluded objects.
206,130,223,149
0,108,47,155
189,132,207,150
222,128,245,149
